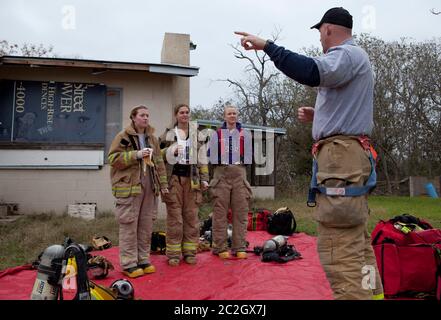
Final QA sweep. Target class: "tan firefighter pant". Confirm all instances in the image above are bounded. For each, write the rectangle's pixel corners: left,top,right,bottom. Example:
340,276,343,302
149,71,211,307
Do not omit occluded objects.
317,223,384,300
210,165,252,254
314,136,383,300
115,172,158,270
163,175,202,259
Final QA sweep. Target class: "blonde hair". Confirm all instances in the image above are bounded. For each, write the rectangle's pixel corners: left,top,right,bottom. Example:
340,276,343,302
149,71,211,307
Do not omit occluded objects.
174,103,190,115
130,105,148,120
173,103,190,127
129,105,155,134
224,105,238,116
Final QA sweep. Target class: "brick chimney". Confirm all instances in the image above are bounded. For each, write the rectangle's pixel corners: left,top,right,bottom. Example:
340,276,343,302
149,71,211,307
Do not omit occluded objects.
161,33,192,108
161,33,190,66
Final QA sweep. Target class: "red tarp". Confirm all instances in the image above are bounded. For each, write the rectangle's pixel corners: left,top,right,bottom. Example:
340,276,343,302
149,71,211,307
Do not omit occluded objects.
0,231,333,300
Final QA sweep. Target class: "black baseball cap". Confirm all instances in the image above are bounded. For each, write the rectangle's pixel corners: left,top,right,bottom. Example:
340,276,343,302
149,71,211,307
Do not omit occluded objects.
311,7,353,30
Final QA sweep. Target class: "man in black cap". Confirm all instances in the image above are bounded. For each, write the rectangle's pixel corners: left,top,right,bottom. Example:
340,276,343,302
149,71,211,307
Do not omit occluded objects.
235,8,384,300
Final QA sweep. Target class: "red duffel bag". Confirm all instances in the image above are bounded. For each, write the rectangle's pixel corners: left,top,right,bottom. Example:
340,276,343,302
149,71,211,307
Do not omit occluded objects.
247,208,272,231
371,214,441,299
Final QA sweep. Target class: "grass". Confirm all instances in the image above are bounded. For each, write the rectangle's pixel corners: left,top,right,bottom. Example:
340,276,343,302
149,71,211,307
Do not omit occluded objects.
367,196,441,231
254,195,441,236
1,195,440,270
0,212,116,270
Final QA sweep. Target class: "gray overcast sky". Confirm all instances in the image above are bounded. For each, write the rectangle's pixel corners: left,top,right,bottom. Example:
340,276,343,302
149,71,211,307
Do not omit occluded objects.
1,0,440,108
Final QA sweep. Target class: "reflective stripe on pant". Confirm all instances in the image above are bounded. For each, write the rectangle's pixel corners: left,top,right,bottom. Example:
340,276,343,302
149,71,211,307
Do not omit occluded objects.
317,223,384,300
115,172,158,269
210,165,252,254
164,175,201,259
363,227,384,299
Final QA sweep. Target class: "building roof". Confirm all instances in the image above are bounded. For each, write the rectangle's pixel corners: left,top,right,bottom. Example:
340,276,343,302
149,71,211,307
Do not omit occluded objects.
0,55,199,77
197,119,286,135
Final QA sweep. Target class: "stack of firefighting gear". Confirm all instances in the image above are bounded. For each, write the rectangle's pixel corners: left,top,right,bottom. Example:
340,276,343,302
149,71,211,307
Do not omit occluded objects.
30,236,134,300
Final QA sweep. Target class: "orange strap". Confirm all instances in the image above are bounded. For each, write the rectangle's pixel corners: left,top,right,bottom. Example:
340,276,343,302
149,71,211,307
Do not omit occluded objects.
311,135,378,163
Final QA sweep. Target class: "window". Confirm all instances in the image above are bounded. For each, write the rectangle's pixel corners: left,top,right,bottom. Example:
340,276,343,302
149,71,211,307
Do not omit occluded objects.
104,88,122,161
249,132,276,187
0,79,106,145
0,80,116,169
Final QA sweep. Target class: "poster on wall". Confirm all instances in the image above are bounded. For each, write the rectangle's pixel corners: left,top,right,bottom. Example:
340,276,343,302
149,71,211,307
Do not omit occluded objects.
0,80,106,144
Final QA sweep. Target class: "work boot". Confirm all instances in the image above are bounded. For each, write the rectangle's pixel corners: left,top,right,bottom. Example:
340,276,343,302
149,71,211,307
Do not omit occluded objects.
138,263,156,274
218,251,230,259
184,256,197,265
236,252,247,259
122,266,144,278
168,258,180,267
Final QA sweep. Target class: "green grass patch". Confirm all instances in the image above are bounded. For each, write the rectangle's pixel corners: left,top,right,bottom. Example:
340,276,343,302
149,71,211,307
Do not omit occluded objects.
253,195,441,236
367,196,441,231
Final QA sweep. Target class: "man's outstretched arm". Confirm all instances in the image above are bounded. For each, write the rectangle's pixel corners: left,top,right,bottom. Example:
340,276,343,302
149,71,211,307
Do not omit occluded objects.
235,31,320,87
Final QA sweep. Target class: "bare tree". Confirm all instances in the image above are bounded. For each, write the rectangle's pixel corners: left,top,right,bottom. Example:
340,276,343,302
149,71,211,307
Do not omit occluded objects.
0,40,54,57
218,29,285,127
191,100,228,121
358,34,441,193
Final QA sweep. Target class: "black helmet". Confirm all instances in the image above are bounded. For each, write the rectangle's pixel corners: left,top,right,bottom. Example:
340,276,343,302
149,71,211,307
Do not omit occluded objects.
110,279,134,300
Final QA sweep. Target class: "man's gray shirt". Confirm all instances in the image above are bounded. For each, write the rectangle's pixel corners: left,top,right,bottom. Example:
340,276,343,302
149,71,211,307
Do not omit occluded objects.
312,38,374,141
